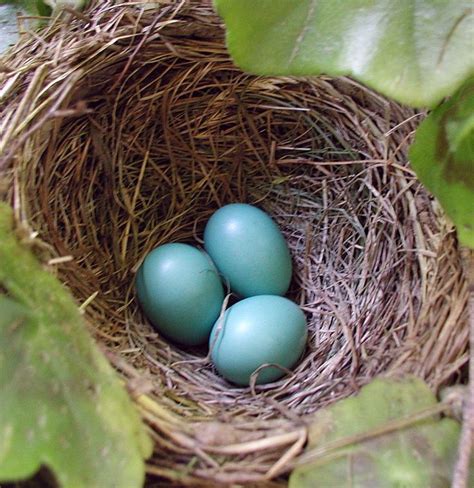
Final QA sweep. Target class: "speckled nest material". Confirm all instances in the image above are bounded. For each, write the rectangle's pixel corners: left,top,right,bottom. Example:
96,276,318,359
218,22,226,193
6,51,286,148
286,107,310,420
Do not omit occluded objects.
0,1,470,485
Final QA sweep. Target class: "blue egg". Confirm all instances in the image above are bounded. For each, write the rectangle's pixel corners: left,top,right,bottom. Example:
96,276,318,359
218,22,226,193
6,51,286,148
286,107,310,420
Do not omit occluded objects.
136,243,224,346
209,295,307,385
204,204,292,297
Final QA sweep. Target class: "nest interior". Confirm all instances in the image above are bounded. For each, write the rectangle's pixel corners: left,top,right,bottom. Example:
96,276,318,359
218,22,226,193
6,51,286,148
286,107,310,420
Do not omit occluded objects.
0,1,469,485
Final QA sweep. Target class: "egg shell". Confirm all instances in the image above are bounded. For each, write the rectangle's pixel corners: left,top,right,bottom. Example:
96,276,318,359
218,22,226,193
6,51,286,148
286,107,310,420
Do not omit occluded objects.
136,243,224,346
209,295,307,385
204,203,292,297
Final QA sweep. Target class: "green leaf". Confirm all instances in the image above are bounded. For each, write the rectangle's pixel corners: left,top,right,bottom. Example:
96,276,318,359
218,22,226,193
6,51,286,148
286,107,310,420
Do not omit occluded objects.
410,79,474,248
289,377,466,488
0,203,152,487
215,0,474,107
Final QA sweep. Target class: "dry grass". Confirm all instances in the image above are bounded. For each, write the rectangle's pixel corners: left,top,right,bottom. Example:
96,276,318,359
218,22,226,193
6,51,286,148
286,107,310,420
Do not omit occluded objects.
0,1,470,485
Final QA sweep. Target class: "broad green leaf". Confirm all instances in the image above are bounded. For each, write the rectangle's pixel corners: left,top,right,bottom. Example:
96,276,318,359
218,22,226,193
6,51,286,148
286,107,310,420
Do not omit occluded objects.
289,377,466,488
0,203,152,487
215,0,474,107
410,79,474,248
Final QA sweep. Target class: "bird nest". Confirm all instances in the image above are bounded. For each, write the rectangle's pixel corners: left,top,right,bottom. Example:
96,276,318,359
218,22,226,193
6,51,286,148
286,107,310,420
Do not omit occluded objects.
0,1,470,485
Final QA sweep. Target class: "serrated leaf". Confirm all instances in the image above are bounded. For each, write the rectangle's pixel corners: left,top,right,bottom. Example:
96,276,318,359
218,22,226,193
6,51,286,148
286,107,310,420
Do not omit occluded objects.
215,0,474,107
409,79,474,248
289,377,467,488
0,203,152,487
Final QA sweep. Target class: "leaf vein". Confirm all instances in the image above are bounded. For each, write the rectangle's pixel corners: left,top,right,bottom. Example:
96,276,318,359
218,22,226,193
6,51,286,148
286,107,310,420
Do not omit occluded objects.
289,0,318,66
437,8,473,67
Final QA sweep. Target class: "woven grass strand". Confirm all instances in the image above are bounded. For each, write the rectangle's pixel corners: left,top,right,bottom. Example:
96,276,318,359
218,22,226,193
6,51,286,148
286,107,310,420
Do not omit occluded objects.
0,1,470,485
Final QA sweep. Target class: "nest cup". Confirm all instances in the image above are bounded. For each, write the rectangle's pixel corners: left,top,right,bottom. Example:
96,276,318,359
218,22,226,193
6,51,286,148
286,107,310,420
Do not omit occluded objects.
0,1,470,485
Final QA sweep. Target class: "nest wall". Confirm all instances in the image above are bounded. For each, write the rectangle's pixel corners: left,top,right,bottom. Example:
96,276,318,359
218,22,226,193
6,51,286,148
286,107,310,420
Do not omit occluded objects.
0,1,469,485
